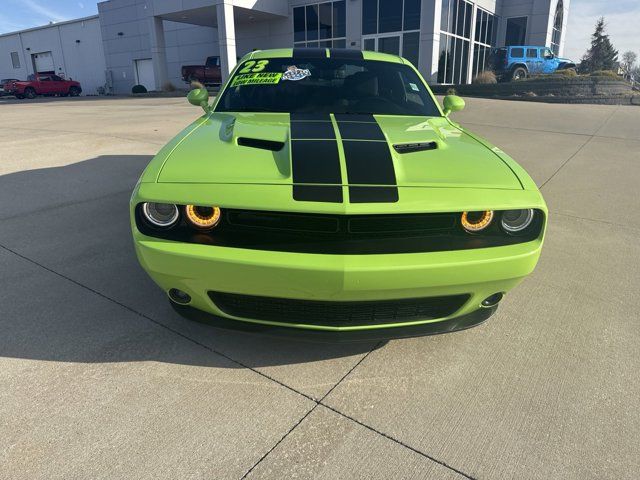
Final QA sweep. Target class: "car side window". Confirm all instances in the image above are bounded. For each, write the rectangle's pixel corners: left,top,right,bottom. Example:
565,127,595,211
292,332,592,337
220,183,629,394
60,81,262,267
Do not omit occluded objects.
511,48,525,58
40,76,51,81
543,49,554,59
526,49,538,59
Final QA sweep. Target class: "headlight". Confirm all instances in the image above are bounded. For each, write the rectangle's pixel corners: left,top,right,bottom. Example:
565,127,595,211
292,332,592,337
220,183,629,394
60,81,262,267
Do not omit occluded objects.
501,209,534,234
185,205,221,230
142,202,179,228
461,210,493,233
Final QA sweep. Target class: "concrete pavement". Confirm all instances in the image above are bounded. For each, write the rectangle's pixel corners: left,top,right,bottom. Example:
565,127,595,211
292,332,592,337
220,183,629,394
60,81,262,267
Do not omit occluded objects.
0,96,638,479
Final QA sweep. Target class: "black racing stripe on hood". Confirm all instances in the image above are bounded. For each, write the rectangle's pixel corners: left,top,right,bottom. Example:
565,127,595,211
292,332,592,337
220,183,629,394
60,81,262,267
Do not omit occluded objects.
329,49,364,60
290,113,343,203
338,115,398,203
293,48,326,58
293,185,343,203
337,121,386,141
349,186,399,203
333,114,377,123
343,140,397,185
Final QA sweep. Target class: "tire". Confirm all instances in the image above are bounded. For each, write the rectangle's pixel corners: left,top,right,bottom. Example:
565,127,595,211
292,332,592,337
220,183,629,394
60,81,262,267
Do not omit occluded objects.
24,87,37,99
69,87,80,97
511,67,527,81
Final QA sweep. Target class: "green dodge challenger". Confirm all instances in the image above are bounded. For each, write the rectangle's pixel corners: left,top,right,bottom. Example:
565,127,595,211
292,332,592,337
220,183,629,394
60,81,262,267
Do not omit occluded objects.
130,48,547,340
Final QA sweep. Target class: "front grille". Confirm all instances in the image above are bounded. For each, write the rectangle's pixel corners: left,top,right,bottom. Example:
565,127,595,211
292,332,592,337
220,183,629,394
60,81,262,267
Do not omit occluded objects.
136,207,544,255
208,291,470,327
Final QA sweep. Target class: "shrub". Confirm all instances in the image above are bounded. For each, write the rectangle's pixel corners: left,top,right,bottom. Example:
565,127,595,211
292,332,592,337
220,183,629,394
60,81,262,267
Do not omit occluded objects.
446,88,457,96
162,81,176,92
553,68,578,78
191,80,205,90
472,70,497,84
132,84,148,94
590,70,623,80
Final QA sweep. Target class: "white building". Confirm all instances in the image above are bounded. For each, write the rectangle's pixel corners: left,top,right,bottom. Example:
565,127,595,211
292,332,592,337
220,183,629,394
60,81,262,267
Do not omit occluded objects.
1,0,569,95
0,16,107,95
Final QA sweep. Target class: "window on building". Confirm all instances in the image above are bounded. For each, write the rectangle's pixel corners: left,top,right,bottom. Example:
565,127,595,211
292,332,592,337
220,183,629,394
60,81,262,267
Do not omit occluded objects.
361,0,422,67
438,0,473,84
294,1,346,48
472,8,497,79
10,52,20,69
505,17,527,46
551,0,563,55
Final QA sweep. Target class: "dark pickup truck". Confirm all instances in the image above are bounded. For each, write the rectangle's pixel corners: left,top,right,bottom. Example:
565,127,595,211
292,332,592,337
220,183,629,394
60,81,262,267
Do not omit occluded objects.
181,56,222,86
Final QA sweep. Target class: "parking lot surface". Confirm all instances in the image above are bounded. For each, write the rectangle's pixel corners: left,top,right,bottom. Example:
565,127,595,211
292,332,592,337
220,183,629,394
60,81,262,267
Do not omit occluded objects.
1,96,638,479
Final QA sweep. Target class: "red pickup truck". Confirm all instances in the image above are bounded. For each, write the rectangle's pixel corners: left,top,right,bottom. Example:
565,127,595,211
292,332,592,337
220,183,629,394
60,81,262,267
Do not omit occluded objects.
6,74,82,99
181,56,222,86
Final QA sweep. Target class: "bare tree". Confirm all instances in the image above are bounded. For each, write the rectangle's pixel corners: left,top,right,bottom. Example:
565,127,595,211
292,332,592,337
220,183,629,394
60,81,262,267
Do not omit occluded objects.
622,51,637,71
621,51,638,82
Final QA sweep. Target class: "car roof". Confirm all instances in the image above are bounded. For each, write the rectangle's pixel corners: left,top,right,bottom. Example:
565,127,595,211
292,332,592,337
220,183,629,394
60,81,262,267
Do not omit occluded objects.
243,48,405,65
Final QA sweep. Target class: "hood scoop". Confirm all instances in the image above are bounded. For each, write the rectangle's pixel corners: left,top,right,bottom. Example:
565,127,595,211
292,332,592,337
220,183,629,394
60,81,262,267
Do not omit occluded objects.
237,137,285,152
393,141,438,154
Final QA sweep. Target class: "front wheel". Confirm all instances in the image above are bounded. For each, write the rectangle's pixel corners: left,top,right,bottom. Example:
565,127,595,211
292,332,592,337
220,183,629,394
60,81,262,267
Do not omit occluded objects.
68,87,80,97
24,87,37,99
511,67,527,81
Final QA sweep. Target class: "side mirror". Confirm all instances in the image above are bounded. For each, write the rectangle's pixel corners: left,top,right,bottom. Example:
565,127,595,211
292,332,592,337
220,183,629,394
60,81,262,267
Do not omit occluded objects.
443,95,465,117
187,88,210,113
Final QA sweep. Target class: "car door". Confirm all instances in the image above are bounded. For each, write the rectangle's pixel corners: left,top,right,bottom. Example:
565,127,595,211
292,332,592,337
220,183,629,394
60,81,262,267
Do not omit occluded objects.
541,48,557,74
525,48,542,75
36,75,51,94
50,75,65,94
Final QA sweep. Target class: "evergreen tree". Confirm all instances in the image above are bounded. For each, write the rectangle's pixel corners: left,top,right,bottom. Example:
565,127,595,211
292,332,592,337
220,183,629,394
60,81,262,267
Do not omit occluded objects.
580,17,619,72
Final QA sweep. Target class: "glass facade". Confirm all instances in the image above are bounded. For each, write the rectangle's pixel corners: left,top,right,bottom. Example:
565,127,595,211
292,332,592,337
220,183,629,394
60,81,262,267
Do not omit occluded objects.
438,0,473,84
472,8,496,78
294,1,346,49
361,0,421,67
551,0,563,55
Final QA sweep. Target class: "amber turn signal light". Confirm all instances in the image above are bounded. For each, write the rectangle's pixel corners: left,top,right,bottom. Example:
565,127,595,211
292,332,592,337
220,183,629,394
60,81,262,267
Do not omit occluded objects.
461,210,493,233
185,205,221,230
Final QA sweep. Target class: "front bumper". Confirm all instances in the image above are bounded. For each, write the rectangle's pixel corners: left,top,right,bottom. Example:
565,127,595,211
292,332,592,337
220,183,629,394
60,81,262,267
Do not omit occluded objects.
133,230,542,333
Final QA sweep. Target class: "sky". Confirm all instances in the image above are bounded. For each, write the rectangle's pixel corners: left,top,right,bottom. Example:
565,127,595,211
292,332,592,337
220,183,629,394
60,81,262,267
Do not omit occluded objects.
0,0,638,62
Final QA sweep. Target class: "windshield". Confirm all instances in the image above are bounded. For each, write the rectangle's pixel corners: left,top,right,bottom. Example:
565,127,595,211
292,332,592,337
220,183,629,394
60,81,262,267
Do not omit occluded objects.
215,57,441,117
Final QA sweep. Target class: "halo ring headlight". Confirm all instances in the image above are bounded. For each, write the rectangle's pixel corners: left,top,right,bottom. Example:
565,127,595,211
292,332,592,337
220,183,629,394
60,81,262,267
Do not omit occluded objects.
501,209,534,234
461,210,494,233
142,202,179,228
185,205,221,230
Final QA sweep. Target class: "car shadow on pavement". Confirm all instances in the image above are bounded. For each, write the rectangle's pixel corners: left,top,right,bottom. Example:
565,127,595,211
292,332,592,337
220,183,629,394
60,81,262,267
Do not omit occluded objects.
0,155,376,369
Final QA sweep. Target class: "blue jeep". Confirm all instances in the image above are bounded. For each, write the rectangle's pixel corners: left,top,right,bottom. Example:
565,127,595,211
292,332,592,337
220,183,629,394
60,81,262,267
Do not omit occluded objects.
491,46,576,81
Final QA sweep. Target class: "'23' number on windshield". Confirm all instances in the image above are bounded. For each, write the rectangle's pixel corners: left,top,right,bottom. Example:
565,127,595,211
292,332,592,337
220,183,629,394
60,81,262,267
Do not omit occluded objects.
239,60,269,74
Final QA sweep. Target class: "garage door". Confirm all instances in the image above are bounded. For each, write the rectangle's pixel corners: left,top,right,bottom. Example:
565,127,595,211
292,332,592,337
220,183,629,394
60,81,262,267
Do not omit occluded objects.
33,51,54,73
135,59,155,91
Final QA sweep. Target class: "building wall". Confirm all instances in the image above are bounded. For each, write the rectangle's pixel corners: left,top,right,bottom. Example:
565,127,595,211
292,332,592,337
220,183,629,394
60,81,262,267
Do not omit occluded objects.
0,16,106,95
99,0,221,93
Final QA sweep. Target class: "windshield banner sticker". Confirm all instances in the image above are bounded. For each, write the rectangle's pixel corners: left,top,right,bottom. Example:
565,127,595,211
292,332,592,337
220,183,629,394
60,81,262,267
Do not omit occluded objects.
231,72,282,87
281,65,311,81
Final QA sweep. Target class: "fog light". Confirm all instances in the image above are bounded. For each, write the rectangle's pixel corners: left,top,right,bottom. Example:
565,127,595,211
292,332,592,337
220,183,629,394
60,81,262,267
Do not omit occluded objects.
169,288,191,305
481,293,503,308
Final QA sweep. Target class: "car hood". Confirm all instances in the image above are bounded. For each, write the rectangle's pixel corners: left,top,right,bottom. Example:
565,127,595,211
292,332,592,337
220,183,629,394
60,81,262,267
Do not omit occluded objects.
157,112,522,190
